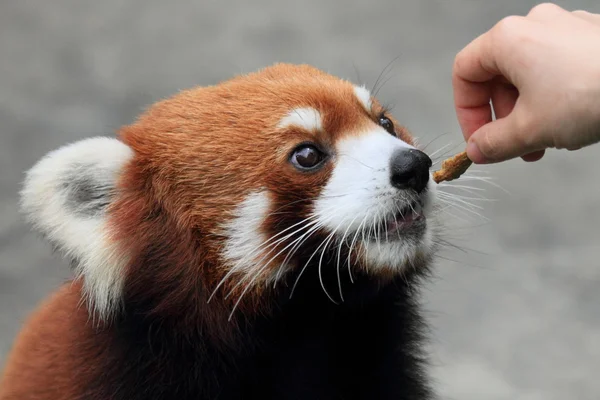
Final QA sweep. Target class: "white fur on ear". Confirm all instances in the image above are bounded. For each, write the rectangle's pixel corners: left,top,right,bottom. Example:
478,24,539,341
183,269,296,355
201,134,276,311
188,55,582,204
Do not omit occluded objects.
353,85,372,112
20,137,133,320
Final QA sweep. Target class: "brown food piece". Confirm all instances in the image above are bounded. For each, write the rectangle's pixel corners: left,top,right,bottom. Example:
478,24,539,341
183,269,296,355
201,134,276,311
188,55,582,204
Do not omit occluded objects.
432,151,472,183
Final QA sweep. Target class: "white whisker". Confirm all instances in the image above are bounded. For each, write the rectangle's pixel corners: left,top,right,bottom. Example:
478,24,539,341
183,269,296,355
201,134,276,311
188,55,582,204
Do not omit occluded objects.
336,214,360,301
318,221,347,304
457,175,510,194
277,209,341,281
436,192,485,210
435,198,489,221
228,213,339,319
438,183,486,192
208,215,320,303
429,142,454,159
420,132,451,152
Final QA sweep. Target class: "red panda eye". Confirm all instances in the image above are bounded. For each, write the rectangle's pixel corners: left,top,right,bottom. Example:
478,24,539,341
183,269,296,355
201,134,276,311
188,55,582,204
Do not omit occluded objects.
291,145,325,170
379,115,395,135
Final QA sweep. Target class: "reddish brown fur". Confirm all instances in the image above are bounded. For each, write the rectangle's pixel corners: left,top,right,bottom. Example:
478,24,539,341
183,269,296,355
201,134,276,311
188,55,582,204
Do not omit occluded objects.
108,63,415,331
0,281,99,399
1,64,421,399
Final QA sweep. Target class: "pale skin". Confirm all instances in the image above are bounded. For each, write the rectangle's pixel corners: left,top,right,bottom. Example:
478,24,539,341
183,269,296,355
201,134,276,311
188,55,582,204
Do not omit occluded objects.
453,3,600,164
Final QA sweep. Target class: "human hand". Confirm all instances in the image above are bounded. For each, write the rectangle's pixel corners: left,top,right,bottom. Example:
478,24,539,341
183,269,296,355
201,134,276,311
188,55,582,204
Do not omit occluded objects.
452,3,600,164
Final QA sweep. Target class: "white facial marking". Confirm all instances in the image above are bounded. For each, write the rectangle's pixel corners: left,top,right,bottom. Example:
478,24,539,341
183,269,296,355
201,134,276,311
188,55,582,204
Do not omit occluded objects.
278,107,323,132
315,128,414,234
313,127,437,271
20,137,133,320
353,85,372,112
221,191,277,280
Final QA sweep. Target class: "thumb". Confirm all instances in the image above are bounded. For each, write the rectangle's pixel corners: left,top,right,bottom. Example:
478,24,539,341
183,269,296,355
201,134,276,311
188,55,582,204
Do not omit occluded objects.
466,116,541,164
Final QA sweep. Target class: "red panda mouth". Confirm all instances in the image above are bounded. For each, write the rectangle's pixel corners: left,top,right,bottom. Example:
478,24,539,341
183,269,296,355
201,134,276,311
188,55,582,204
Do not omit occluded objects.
388,200,424,230
365,199,426,242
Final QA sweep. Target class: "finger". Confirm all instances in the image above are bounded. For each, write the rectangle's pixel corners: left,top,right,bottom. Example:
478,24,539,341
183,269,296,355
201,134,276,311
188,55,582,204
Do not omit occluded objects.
466,115,543,164
454,90,493,143
490,80,519,120
521,150,546,162
452,33,494,140
452,17,528,140
572,10,600,26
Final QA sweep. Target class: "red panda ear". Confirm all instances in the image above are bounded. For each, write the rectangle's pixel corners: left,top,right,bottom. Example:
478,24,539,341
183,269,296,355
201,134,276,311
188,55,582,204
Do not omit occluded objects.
20,137,133,321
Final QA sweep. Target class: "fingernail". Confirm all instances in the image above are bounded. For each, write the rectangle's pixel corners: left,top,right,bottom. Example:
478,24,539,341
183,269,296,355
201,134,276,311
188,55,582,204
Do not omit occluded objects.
466,140,488,164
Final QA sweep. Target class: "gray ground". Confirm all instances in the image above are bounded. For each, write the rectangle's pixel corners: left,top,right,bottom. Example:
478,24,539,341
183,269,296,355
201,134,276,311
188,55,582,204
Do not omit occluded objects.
1,1,600,399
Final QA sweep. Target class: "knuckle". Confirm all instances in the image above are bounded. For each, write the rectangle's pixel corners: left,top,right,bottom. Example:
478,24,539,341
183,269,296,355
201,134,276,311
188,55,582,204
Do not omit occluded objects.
452,53,464,75
452,46,474,79
492,16,524,43
572,9,599,21
495,15,518,32
528,3,562,17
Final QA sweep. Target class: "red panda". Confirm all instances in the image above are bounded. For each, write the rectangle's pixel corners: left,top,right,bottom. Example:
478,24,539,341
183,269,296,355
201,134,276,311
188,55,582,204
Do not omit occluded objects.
0,63,440,399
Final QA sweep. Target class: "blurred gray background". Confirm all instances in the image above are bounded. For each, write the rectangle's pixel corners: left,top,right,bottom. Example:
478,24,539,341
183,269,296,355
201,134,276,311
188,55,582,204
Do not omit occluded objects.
1,1,599,399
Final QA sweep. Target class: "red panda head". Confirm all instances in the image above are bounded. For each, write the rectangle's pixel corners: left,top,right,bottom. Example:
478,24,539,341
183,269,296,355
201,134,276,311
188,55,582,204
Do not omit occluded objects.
21,63,438,327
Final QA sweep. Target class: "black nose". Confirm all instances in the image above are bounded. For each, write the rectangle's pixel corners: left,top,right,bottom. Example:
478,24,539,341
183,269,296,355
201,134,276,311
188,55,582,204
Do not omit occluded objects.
389,148,432,193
